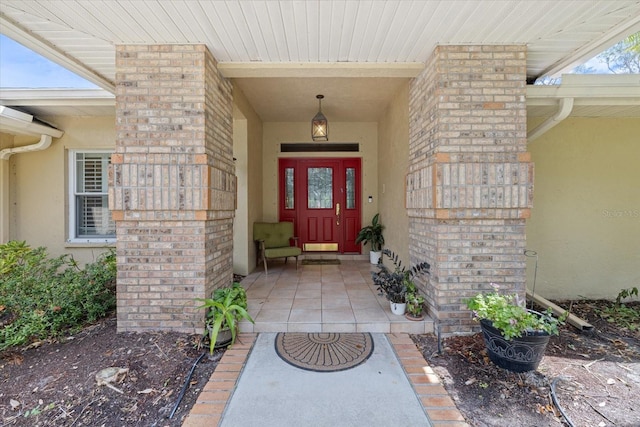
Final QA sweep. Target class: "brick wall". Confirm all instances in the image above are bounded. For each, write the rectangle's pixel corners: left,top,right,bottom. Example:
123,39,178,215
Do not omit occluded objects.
111,44,234,333
408,45,531,335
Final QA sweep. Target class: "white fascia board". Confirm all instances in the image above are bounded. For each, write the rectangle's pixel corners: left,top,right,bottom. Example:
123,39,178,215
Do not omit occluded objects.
218,62,425,78
0,89,115,107
527,75,640,104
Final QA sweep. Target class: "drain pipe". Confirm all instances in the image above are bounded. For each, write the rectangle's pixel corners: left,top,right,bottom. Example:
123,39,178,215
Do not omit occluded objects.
0,134,55,160
528,97,574,142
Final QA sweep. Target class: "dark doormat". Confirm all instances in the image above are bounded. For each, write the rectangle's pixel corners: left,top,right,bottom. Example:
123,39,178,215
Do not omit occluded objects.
301,259,341,265
275,332,374,372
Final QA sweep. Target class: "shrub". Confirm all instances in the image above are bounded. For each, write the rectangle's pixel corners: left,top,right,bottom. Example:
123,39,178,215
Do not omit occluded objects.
0,241,116,350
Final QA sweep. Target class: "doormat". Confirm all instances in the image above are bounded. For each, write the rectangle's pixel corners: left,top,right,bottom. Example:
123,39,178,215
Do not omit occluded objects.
301,259,341,265
275,332,374,372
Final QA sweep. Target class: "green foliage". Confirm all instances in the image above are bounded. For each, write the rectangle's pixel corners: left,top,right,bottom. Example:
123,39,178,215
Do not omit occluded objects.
196,282,254,354
406,281,425,317
0,241,116,350
596,31,640,73
372,249,430,304
466,289,563,340
599,287,640,331
355,213,385,252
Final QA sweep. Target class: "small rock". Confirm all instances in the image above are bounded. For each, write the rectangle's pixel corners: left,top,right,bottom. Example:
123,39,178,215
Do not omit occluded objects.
10,399,20,410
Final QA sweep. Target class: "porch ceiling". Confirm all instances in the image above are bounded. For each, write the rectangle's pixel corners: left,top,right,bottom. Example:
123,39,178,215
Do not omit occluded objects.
1,1,639,107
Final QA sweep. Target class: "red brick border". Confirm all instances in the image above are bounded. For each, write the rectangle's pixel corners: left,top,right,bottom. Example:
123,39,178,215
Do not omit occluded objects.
182,333,257,427
387,333,470,426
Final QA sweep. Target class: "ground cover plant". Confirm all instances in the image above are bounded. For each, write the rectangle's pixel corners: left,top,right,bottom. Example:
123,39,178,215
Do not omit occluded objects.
0,241,116,350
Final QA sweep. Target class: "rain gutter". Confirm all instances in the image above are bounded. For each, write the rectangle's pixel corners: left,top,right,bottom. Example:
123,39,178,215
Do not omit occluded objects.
0,106,64,160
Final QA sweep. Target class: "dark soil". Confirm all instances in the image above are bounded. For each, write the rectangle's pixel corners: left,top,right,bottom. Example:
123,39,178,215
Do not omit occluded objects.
1,299,638,427
413,300,640,427
0,316,222,426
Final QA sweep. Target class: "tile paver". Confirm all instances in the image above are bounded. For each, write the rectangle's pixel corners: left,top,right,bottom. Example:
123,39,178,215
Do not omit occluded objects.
184,260,467,426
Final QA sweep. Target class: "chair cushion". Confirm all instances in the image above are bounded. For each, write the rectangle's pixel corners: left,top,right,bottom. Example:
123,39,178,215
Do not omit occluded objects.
253,222,295,249
264,246,302,259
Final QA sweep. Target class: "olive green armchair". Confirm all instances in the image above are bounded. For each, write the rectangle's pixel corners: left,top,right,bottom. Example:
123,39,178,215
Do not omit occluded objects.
253,221,302,275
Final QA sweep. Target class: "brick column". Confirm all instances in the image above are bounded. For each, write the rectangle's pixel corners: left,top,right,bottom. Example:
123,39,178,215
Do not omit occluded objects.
110,45,234,333
408,45,531,335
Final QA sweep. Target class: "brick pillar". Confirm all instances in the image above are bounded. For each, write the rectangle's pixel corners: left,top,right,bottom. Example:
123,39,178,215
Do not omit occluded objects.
110,45,234,333
407,45,531,335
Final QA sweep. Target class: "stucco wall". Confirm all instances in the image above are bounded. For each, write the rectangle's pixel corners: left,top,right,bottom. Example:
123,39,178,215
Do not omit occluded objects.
233,85,263,275
527,117,640,300
261,122,378,253
377,82,410,265
8,116,115,265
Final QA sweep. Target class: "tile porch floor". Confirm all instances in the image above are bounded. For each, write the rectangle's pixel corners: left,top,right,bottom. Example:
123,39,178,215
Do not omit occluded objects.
238,256,434,334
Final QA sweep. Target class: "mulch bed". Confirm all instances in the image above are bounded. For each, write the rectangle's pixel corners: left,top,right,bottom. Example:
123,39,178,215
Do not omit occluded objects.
0,316,223,426
413,300,640,426
1,299,638,427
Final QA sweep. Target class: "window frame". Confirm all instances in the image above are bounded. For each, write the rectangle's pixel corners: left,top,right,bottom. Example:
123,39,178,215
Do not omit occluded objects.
67,149,116,244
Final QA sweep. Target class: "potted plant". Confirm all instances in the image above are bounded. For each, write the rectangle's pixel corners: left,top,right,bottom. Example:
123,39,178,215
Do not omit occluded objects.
372,249,430,316
355,213,385,264
196,282,254,354
465,287,566,372
405,281,426,321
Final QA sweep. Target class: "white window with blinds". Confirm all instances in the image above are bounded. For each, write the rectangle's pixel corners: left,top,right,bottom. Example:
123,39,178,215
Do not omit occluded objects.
69,151,115,243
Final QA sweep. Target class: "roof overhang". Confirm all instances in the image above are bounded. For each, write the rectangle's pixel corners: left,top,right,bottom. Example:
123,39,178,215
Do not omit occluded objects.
1,0,639,87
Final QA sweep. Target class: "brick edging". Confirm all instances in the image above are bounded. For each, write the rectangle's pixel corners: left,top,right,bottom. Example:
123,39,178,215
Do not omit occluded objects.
182,333,258,427
386,333,470,427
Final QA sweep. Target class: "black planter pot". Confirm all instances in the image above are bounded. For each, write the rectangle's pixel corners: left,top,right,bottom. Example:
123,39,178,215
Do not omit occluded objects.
479,319,550,373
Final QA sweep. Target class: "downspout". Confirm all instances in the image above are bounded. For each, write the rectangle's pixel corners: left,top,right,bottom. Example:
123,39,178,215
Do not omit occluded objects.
0,134,54,160
527,97,574,142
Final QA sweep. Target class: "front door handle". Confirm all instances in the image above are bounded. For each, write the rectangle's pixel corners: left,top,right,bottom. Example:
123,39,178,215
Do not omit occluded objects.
336,203,340,225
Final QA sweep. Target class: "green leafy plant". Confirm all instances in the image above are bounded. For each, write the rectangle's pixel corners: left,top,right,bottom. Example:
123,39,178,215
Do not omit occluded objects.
405,281,425,317
355,213,385,252
372,249,430,304
466,288,564,340
0,241,116,350
599,287,639,331
196,282,254,354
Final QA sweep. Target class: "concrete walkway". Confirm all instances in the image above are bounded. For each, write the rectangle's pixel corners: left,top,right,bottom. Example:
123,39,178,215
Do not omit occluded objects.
183,333,468,427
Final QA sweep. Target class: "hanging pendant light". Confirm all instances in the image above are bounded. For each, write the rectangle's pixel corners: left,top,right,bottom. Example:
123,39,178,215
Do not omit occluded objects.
311,94,328,141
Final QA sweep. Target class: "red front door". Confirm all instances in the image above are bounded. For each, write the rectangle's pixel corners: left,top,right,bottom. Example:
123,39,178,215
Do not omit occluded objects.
279,158,361,253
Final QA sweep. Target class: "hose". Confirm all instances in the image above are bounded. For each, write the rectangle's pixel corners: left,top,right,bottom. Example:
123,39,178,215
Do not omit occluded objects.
168,352,207,419
551,377,575,427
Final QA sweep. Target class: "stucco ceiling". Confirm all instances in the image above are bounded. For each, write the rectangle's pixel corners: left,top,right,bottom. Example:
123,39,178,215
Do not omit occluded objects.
1,1,639,122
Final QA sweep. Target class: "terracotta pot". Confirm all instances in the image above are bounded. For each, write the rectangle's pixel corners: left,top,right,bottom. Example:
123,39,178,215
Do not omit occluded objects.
405,312,424,321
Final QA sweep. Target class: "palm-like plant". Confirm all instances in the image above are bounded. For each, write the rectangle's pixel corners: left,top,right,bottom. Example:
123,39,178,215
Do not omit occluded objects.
195,283,254,354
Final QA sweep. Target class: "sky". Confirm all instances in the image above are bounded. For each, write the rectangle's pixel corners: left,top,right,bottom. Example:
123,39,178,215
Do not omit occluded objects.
0,33,624,89
0,34,98,88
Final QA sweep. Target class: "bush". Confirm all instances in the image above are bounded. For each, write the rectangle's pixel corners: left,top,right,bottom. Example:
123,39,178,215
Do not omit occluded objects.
0,241,116,350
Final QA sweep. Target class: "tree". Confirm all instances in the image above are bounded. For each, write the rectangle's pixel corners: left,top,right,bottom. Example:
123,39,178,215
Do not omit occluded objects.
597,31,640,73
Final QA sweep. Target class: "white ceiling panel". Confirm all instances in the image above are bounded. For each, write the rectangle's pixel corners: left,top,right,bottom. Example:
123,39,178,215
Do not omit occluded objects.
1,1,639,122
2,0,639,80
